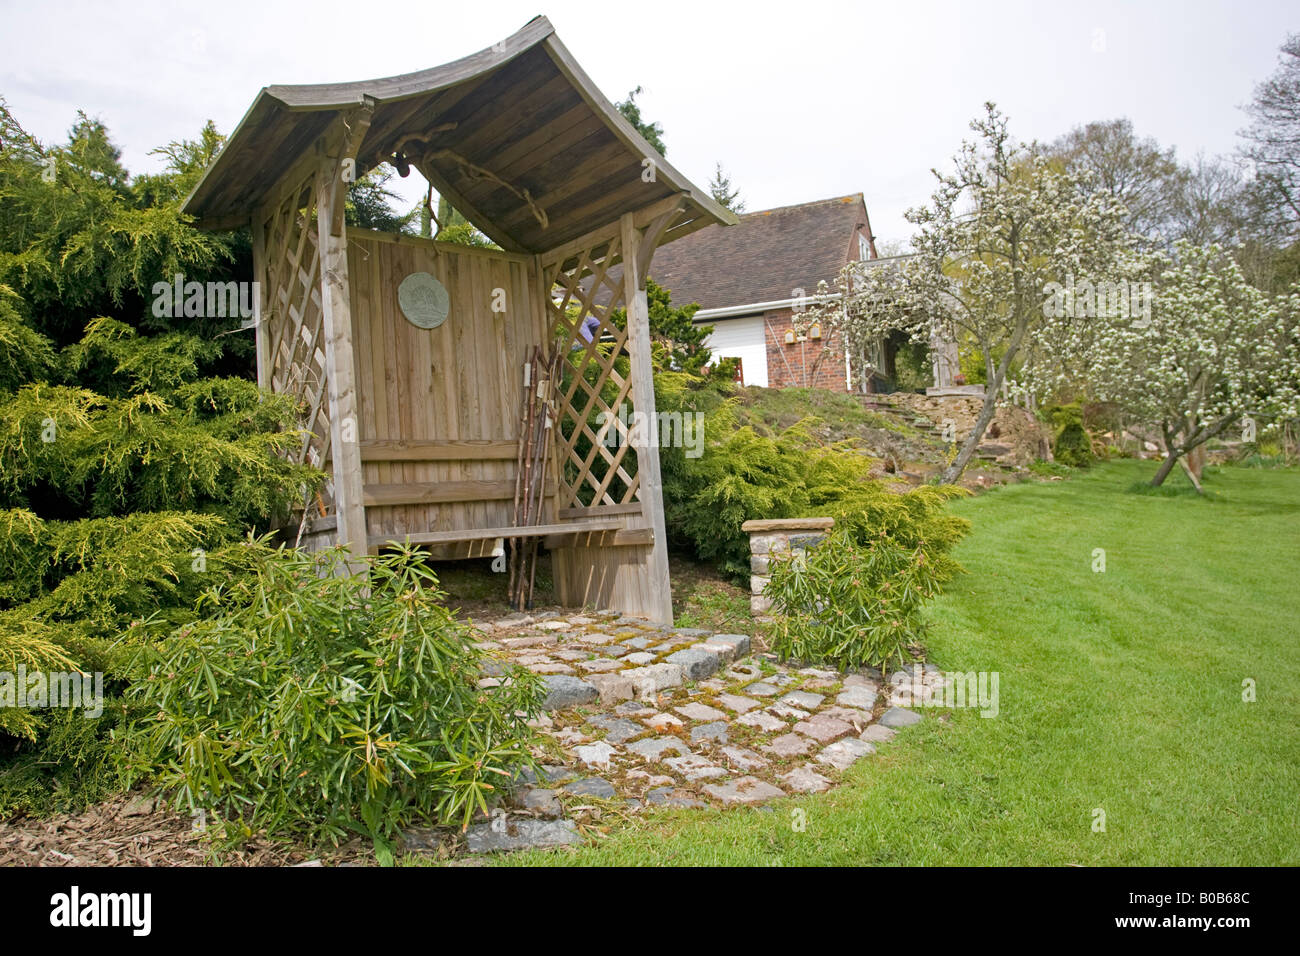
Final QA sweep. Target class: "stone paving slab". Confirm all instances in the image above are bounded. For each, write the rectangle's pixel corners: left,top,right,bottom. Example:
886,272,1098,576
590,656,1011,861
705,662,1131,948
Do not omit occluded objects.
446,607,938,852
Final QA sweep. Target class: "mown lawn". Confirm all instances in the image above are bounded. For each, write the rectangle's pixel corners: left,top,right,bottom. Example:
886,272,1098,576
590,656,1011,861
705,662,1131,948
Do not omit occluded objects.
502,460,1300,866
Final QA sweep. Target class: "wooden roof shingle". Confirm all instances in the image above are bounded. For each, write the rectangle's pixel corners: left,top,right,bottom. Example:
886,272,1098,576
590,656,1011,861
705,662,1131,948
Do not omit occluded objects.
181,16,735,252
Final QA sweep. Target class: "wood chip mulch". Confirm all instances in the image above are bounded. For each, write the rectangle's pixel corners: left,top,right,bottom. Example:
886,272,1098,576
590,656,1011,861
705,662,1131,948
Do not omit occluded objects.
0,793,375,867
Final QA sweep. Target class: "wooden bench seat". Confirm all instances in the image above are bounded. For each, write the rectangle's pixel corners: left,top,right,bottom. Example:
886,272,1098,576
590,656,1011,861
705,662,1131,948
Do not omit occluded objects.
365,518,629,551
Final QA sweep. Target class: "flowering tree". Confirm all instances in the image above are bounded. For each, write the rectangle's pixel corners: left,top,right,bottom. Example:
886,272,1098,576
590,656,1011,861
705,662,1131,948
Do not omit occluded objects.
804,104,1131,483
1058,243,1300,490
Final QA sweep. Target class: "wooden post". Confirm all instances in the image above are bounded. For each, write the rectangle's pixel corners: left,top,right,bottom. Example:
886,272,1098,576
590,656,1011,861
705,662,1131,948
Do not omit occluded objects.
250,214,270,391
314,103,373,564
620,212,673,623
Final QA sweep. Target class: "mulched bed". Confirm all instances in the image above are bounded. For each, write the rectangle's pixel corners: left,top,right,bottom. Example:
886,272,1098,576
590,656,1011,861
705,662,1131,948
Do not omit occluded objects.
0,792,375,867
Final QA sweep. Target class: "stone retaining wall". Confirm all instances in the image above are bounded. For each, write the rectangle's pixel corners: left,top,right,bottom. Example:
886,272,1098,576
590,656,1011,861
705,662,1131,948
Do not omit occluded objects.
740,517,835,615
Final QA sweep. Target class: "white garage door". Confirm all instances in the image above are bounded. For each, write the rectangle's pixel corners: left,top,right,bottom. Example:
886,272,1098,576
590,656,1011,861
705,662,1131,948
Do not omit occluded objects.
702,315,768,387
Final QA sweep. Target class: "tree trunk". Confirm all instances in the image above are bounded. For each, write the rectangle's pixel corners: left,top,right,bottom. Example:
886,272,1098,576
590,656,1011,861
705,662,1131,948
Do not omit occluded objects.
1150,449,1180,487
1178,454,1205,494
940,389,1000,484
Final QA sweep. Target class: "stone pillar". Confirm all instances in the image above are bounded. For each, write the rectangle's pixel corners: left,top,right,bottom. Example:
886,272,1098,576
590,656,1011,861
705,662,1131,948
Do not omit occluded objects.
740,517,835,615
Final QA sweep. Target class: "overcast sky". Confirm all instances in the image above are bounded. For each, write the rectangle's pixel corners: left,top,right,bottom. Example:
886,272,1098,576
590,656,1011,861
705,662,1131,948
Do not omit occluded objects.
1,0,1294,244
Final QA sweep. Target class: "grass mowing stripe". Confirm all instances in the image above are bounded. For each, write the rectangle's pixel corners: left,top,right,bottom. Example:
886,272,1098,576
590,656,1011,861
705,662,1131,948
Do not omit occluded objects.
489,461,1298,866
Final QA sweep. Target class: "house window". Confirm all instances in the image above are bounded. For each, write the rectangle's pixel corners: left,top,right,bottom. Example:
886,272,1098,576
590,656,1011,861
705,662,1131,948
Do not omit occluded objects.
859,234,870,260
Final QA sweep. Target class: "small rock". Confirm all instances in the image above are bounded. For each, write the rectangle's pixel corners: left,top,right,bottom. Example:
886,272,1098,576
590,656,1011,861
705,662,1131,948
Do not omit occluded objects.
625,736,691,760
588,715,642,744
768,703,811,720
798,667,839,680
501,634,557,649
574,741,617,768
736,711,786,732
879,706,923,728
623,652,656,665
815,738,876,770
586,673,634,705
690,720,729,744
676,702,727,722
522,789,561,816
703,776,785,805
643,712,684,731
528,662,575,675
780,690,826,709
465,818,582,853
720,746,768,771
537,620,570,631
674,627,711,639
837,685,879,710
666,647,722,681
625,769,675,787
622,663,684,693
762,733,814,757
576,659,623,674
860,724,897,743
745,681,780,697
664,755,729,781
542,675,598,710
541,764,575,783
780,765,833,793
793,713,853,743
820,705,873,727
707,633,753,658
614,700,654,716
645,787,705,808
716,693,761,714
563,777,617,799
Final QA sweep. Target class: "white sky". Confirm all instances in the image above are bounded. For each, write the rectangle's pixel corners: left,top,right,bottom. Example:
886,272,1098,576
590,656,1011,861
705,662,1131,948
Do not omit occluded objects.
1,0,1294,244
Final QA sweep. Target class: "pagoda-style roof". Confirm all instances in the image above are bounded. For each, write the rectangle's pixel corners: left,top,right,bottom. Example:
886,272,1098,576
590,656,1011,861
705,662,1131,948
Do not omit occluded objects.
182,16,736,251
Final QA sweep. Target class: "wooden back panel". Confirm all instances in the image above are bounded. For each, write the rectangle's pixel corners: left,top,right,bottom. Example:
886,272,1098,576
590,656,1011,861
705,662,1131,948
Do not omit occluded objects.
346,232,546,543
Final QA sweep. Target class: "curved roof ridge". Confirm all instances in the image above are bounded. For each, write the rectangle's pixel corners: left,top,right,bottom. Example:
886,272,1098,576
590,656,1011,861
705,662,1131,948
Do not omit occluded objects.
264,16,554,110
181,16,736,252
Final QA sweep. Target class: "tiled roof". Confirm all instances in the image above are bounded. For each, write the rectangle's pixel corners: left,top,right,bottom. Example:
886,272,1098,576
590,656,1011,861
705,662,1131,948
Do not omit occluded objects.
647,194,875,312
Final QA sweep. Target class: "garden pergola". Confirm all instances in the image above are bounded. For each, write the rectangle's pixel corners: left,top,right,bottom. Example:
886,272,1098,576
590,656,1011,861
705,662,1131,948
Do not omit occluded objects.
182,16,735,622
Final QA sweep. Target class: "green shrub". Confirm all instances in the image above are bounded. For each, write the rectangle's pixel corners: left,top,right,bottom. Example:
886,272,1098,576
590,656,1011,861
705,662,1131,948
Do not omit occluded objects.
1046,403,1093,468
766,528,946,671
119,544,543,857
1053,422,1092,467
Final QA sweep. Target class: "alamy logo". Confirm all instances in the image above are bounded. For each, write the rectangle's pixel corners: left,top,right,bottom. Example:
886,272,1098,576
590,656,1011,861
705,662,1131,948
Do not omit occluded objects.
49,886,151,936
594,403,705,459
0,666,103,717
1041,274,1152,325
891,669,1000,718
151,274,259,322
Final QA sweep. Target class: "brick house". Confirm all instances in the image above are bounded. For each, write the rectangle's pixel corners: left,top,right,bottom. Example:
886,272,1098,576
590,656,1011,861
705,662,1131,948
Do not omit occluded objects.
647,194,899,391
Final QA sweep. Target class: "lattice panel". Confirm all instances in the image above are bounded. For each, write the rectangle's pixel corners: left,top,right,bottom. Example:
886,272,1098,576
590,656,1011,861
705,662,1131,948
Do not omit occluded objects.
544,236,643,509
258,175,334,507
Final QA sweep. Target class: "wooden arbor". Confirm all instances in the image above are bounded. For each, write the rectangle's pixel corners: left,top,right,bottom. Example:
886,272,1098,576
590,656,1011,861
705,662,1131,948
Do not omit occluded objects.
182,16,735,622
